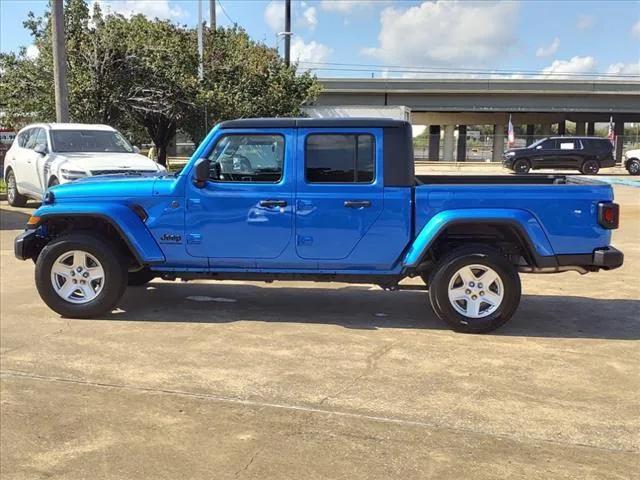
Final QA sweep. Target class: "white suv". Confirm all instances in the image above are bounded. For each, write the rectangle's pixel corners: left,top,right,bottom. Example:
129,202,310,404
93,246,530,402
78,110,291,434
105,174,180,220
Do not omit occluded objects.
4,123,166,206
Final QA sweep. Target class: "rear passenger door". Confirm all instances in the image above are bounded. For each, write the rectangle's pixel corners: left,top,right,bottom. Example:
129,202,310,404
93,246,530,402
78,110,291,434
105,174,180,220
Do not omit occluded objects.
557,139,581,169
295,128,383,261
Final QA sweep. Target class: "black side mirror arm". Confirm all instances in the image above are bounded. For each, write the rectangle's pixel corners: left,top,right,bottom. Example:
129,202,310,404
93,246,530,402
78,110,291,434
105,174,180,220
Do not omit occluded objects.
193,158,210,188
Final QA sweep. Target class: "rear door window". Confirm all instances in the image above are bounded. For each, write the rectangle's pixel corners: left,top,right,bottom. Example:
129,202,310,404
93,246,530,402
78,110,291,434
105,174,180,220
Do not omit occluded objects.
305,134,375,184
559,141,575,150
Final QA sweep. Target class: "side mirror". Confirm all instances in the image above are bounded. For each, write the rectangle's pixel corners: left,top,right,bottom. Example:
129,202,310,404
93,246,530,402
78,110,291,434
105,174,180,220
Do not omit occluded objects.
536,145,542,150
132,145,140,154
193,158,210,188
34,144,48,155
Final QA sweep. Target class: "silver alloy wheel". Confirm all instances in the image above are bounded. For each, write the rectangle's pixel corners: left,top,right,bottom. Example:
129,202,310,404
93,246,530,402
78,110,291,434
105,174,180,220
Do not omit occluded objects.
630,161,640,174
447,264,504,319
7,173,16,203
51,250,105,304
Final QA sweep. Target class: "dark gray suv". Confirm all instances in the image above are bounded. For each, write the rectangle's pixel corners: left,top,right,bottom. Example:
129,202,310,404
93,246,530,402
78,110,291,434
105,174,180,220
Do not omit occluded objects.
503,137,615,174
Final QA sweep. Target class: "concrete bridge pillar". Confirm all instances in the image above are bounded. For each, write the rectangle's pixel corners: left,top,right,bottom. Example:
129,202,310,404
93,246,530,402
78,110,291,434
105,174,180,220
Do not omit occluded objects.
526,124,535,144
587,122,595,136
428,125,440,161
457,125,467,162
443,125,455,161
575,121,586,136
557,121,566,136
614,120,624,164
492,124,505,162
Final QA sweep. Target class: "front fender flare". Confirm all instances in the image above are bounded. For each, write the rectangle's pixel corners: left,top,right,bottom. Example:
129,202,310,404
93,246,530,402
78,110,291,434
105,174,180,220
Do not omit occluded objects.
32,203,165,264
403,209,555,268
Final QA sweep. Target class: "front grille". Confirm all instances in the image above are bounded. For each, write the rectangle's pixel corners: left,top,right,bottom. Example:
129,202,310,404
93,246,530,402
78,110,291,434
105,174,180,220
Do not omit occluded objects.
90,169,155,176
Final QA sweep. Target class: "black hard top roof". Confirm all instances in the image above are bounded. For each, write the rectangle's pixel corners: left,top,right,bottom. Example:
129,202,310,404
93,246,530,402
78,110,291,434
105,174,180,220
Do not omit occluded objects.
547,136,609,140
219,117,410,129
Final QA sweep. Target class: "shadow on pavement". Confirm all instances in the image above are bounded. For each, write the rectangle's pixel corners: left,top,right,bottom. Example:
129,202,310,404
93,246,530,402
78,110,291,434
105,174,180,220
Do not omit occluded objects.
90,282,640,340
0,204,37,231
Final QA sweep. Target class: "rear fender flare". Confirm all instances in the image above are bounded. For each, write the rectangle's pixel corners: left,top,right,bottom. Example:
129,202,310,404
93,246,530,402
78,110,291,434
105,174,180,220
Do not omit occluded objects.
403,209,555,268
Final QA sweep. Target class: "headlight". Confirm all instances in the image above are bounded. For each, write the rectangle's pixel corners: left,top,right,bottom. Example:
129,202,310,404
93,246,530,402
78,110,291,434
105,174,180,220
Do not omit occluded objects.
505,151,515,157
60,168,87,180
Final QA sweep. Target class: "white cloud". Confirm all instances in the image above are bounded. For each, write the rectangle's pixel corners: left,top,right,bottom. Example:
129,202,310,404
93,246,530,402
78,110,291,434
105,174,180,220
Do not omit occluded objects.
320,1,382,13
302,6,318,30
290,37,332,65
25,44,39,60
363,1,519,68
576,14,594,30
632,20,640,38
540,56,597,78
535,37,560,58
264,1,284,31
606,62,640,76
91,0,185,20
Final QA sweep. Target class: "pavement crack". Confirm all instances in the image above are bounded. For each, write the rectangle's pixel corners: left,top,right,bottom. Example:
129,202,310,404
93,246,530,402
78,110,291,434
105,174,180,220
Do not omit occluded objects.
1,369,637,455
234,448,262,477
319,342,396,406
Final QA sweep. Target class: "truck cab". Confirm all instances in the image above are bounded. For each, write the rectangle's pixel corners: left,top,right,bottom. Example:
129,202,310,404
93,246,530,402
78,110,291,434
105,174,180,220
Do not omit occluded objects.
15,118,623,333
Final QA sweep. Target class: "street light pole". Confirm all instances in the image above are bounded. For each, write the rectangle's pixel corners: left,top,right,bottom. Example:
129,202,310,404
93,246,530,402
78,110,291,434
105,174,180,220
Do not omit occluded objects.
209,0,216,30
51,0,69,122
197,0,204,80
284,0,291,66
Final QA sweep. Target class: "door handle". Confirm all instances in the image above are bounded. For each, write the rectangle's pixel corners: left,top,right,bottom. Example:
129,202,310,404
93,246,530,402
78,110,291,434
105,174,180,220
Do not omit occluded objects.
259,199,287,208
344,200,371,209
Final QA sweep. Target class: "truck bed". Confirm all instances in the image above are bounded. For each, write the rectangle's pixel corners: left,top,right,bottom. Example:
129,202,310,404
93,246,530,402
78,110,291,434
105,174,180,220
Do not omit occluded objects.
415,174,591,185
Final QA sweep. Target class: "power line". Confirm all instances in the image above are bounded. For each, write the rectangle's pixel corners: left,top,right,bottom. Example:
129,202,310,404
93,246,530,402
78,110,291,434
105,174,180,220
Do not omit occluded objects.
216,0,236,25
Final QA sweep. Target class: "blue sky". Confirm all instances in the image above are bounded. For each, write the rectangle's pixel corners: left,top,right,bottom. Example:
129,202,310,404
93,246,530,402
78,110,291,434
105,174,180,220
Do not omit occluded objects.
1,0,639,78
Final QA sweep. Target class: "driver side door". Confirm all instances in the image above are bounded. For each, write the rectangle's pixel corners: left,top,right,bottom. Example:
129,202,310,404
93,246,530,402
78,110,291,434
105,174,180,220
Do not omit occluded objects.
184,129,295,267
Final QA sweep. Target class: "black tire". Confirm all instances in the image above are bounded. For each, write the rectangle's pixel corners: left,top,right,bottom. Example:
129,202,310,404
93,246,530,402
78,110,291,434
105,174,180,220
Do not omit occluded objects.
128,268,156,286
35,233,127,318
513,158,531,174
48,177,59,187
627,159,640,176
428,246,521,334
581,159,599,175
6,169,28,207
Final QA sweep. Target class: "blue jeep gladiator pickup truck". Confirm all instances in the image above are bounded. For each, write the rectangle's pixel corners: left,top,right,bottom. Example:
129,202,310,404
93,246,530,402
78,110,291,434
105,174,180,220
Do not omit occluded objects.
15,118,623,333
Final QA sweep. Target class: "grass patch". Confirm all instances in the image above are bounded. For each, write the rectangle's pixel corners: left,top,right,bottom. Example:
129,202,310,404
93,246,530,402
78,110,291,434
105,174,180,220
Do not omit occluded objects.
0,178,5,194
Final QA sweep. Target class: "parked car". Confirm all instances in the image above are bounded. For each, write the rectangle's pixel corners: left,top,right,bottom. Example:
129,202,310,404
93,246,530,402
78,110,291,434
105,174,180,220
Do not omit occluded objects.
3,123,166,206
623,148,640,175
503,137,615,174
15,118,623,333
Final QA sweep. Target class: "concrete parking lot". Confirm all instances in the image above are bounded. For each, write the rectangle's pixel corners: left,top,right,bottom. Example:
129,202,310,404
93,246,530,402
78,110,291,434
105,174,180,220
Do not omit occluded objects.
1,186,638,479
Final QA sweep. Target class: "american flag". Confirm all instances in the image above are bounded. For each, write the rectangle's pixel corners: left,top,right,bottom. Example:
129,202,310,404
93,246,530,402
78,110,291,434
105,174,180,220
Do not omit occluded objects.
607,116,615,145
507,115,515,146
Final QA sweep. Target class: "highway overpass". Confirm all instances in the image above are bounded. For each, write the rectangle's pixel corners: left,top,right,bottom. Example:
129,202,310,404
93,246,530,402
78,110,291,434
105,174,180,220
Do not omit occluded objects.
315,78,640,162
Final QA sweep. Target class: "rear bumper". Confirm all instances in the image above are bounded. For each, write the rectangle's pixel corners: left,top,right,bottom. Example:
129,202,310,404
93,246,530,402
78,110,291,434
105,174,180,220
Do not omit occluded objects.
14,229,36,261
556,246,624,271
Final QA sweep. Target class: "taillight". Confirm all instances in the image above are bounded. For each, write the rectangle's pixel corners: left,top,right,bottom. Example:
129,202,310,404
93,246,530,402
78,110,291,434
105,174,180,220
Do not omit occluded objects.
598,202,619,229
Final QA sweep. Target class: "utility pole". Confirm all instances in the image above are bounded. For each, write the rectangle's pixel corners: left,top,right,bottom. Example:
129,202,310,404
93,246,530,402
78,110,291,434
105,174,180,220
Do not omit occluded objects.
197,0,204,80
51,0,69,122
284,0,291,66
209,0,216,30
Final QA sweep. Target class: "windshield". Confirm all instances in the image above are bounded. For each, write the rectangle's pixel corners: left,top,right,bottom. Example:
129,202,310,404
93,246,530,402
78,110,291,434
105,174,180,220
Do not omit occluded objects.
51,130,134,153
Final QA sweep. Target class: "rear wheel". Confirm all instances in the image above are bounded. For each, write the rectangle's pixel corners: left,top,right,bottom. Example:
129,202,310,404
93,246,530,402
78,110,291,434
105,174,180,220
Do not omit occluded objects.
428,246,521,333
513,158,531,174
581,159,599,175
35,233,127,318
6,169,28,207
627,159,640,176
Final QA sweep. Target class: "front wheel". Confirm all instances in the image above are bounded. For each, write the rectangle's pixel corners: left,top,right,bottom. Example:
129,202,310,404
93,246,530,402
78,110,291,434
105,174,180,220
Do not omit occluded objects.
627,159,640,176
581,159,599,175
513,159,531,174
35,233,127,318
428,246,521,333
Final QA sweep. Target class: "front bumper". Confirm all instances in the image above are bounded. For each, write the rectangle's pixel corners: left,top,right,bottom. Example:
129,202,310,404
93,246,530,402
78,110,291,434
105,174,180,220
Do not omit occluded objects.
556,246,624,271
14,229,37,261
502,156,515,169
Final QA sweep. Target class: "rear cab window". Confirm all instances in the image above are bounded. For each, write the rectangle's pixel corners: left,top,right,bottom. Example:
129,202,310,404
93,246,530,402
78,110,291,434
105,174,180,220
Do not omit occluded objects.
305,134,375,184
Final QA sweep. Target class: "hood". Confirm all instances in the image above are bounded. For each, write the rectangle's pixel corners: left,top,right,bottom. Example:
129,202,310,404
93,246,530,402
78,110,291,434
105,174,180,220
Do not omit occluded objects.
56,152,161,173
49,175,159,199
